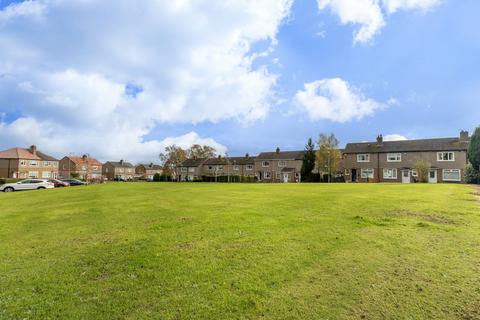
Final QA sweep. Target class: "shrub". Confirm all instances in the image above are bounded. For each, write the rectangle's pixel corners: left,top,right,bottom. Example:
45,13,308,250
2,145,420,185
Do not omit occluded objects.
465,164,479,184
414,160,431,183
153,173,161,182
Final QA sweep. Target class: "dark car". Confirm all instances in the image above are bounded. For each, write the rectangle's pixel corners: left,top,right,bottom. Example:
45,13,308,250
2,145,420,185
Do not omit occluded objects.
61,179,86,186
48,179,70,188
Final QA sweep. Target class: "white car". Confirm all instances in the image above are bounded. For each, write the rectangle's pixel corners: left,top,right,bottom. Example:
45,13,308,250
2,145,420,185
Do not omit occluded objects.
0,179,55,192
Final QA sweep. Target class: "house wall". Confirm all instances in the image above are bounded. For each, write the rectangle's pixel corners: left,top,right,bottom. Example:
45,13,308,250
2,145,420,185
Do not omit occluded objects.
254,159,302,183
343,150,468,183
59,158,102,179
0,159,59,179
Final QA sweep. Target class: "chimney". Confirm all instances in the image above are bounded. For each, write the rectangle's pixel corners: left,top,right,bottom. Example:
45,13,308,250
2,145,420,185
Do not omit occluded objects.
120,159,124,165
245,153,249,158
276,147,280,154
460,130,469,142
29,145,37,155
82,154,88,161
376,134,383,146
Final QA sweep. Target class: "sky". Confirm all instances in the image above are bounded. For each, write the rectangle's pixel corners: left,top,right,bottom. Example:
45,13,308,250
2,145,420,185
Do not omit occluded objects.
0,0,479,162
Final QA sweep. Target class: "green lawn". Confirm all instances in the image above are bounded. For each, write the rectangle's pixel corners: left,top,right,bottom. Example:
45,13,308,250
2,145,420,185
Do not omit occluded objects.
0,183,479,319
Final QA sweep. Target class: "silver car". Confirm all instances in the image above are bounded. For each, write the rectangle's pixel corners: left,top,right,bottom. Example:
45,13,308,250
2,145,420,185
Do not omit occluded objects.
0,179,55,192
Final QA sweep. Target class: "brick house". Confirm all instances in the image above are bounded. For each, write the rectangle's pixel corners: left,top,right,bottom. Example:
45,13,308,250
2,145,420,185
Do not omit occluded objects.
343,131,470,183
59,155,103,179
201,154,256,179
177,158,207,181
0,145,59,179
255,148,304,183
103,160,135,180
135,163,163,180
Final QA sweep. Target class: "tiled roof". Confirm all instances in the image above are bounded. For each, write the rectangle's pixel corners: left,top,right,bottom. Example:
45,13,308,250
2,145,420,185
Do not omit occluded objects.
0,147,41,160
204,156,256,165
139,163,162,170
105,161,134,168
256,150,305,160
36,150,59,161
68,156,103,166
181,158,207,167
344,137,469,154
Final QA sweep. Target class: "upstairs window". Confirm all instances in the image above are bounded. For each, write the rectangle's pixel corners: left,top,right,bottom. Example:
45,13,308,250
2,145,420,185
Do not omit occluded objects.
437,152,454,161
387,153,401,162
30,160,38,166
357,154,370,162
246,165,253,171
20,160,27,166
262,161,270,167
278,161,287,167
188,167,195,173
233,165,240,171
181,167,187,172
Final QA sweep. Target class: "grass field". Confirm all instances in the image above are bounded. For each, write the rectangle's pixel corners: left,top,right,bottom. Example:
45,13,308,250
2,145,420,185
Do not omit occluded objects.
0,183,479,319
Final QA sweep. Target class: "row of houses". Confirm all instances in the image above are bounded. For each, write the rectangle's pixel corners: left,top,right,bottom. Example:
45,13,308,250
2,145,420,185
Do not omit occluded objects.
0,130,472,183
0,146,163,180
177,131,472,184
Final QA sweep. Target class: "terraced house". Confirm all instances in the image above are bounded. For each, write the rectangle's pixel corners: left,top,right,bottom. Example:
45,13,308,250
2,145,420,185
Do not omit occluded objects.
201,154,256,180
255,148,304,183
103,160,135,180
59,155,103,179
177,158,207,182
135,163,163,180
0,145,59,179
343,131,470,183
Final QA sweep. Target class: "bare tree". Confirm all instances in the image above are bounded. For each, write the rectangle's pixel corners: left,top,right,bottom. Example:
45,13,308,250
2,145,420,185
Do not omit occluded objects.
316,133,342,182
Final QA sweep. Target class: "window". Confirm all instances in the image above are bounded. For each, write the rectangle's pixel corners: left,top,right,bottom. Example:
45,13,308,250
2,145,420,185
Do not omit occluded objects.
208,165,214,170
344,169,350,176
44,161,51,167
387,153,401,162
30,160,38,166
181,167,187,172
264,171,271,179
188,167,195,173
20,160,27,166
383,168,397,179
42,171,51,178
443,169,461,181
28,171,38,178
92,166,98,171
361,168,374,179
411,169,418,177
233,165,240,171
437,152,454,161
276,172,282,179
81,165,87,170
357,154,370,162
262,161,270,167
246,165,253,171
278,161,287,167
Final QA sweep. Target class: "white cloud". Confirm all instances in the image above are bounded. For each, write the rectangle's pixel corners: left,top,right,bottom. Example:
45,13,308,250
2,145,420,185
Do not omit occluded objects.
0,0,293,161
317,0,442,43
295,78,386,123
383,134,408,141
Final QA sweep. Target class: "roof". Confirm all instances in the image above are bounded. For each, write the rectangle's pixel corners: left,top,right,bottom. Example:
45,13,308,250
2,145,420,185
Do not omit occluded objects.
344,137,469,154
204,156,256,165
256,150,305,160
180,158,207,167
36,150,59,161
67,156,103,166
0,147,58,160
138,163,162,170
105,161,134,168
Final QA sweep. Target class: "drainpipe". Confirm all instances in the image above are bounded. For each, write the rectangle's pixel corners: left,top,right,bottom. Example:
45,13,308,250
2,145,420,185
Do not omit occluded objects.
377,152,380,182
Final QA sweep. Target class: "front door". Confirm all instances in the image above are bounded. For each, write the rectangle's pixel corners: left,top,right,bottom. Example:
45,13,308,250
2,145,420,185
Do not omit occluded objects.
428,170,437,183
351,169,357,182
283,173,289,183
402,170,411,183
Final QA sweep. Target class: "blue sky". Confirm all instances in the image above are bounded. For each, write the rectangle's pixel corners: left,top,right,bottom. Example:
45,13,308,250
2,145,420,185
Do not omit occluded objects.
0,0,479,162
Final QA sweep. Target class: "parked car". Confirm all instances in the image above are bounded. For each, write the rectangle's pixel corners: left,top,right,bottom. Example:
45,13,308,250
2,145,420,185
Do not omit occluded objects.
61,179,86,186
0,179,55,192
48,179,70,188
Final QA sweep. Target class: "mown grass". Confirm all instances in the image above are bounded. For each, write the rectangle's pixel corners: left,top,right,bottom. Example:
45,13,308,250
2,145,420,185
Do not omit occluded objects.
0,183,479,319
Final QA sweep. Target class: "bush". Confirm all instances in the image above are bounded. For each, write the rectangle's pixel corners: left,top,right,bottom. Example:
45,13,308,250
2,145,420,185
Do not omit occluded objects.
465,164,479,184
200,175,257,183
153,173,161,182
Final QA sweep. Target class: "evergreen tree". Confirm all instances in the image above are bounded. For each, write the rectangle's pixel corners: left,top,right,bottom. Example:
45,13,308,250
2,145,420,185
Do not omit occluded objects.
301,138,316,182
468,126,480,174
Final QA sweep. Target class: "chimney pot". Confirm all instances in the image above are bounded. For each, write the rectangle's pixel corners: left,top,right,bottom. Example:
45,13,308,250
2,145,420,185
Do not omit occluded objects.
29,145,37,155
376,134,383,145
82,154,87,160
276,147,280,153
460,130,469,141
245,153,249,158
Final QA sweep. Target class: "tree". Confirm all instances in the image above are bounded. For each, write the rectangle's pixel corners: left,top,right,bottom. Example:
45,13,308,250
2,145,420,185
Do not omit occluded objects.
414,160,431,183
159,145,187,179
153,173,161,182
187,144,217,159
464,164,479,184
316,133,342,182
301,138,316,182
468,126,480,174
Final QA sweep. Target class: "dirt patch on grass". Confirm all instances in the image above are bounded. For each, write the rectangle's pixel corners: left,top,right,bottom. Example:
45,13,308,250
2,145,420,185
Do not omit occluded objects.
387,210,457,225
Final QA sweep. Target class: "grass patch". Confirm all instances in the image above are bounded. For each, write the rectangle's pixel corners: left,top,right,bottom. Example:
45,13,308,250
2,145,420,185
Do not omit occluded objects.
0,183,479,319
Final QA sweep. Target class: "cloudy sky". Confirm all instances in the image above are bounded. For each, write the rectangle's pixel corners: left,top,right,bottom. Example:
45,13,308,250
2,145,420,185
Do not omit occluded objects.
1,0,479,162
